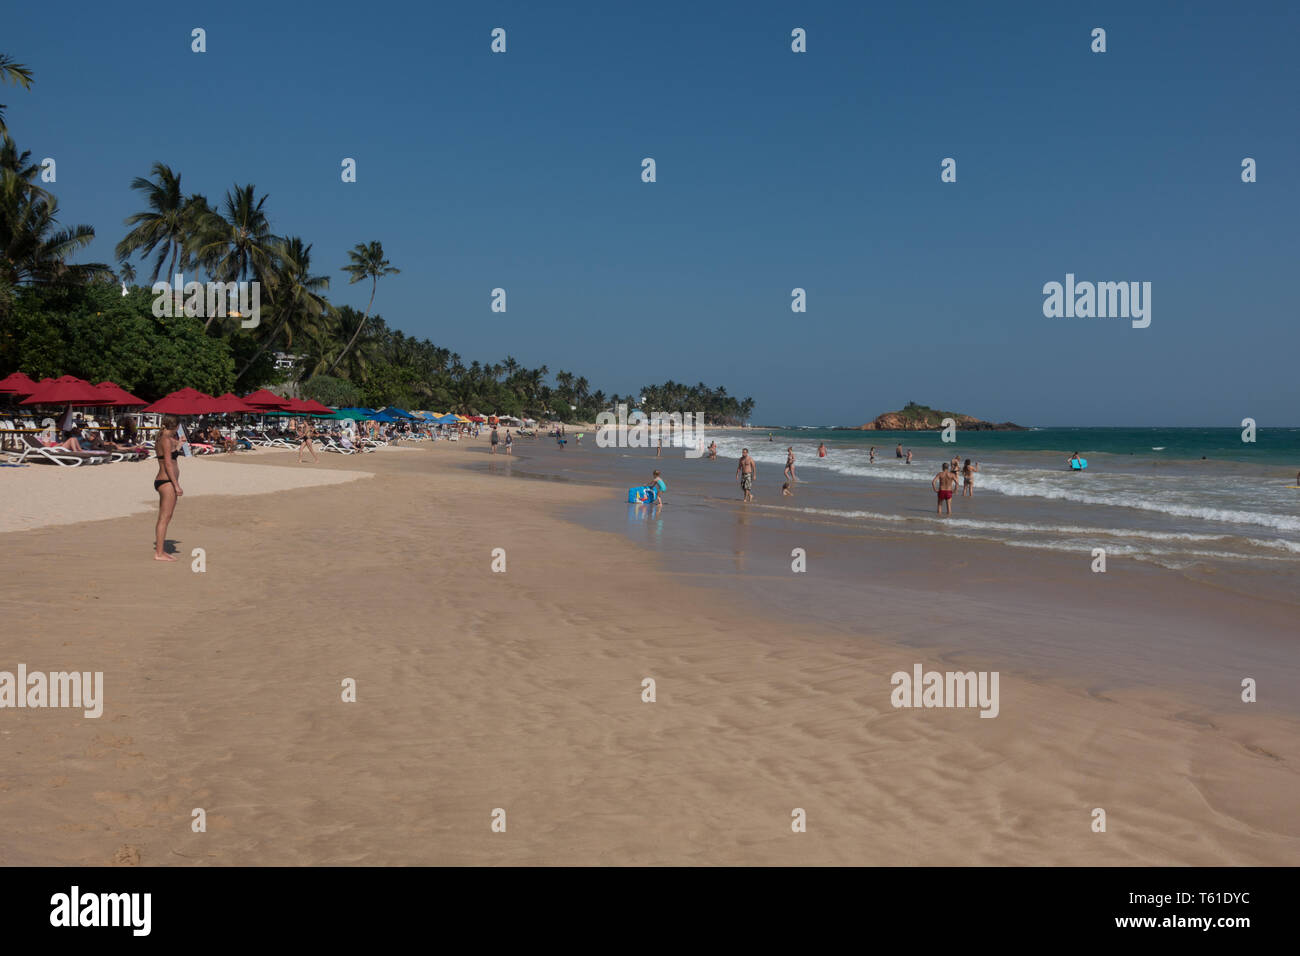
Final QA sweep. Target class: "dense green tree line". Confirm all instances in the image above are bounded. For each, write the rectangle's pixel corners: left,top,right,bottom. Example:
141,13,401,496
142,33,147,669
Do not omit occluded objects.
0,52,756,422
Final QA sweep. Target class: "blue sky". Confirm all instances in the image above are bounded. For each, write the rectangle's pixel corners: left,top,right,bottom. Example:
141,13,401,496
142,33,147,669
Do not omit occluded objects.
7,0,1298,425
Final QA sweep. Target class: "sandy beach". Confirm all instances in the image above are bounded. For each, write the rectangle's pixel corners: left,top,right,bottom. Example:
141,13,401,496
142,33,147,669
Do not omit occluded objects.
0,446,371,534
1,436,1296,866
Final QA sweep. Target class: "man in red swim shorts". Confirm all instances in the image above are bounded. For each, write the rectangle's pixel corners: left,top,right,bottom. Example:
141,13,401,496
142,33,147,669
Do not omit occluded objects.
932,462,958,515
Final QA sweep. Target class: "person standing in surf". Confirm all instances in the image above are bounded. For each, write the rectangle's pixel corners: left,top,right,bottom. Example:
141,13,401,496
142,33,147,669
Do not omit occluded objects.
785,447,797,482
737,448,757,502
962,459,979,497
932,462,958,516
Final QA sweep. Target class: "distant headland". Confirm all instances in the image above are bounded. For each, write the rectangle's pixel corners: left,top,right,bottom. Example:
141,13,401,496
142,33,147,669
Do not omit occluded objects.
850,402,1027,431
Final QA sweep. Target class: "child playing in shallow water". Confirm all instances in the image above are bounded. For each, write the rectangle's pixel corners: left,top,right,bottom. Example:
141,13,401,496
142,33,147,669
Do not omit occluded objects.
782,481,793,497
650,469,666,503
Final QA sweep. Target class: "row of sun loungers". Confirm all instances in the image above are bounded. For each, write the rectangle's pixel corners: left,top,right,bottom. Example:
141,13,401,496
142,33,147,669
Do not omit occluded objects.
2,418,424,467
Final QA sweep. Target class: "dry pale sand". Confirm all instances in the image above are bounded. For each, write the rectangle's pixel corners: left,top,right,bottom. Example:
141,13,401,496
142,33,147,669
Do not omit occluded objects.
0,446,371,533
0,439,1296,865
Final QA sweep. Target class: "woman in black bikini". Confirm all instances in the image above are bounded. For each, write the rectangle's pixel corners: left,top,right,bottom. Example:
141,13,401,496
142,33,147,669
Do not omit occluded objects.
298,416,319,464
153,415,183,561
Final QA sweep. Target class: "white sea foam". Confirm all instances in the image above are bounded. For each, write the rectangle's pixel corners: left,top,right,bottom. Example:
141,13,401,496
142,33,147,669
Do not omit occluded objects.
716,437,1300,535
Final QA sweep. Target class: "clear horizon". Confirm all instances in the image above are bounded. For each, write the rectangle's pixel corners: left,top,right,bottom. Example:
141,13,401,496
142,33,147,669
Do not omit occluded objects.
6,0,1298,426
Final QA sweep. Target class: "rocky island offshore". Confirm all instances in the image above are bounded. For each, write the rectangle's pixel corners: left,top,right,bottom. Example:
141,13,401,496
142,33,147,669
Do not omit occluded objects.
852,402,1026,431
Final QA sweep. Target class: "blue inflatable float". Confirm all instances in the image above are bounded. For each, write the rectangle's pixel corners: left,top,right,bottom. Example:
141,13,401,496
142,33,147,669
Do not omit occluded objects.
628,477,666,503
1069,458,1088,470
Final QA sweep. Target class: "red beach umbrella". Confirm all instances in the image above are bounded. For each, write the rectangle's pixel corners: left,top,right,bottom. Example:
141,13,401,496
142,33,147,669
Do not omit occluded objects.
20,375,106,406
94,381,147,407
143,387,222,415
295,398,333,416
0,371,38,396
242,389,291,410
212,392,257,413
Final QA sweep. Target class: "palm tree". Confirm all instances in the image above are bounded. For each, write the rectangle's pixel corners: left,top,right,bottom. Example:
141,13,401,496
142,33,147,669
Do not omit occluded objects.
0,55,34,136
115,163,189,283
235,236,329,382
324,240,399,375
0,175,108,286
191,183,275,281
555,370,575,404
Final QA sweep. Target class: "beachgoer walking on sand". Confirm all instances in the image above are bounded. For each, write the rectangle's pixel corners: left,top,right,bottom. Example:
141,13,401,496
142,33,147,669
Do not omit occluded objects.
818,442,826,458
505,431,513,455
298,417,319,463
490,426,499,454
656,436,662,458
962,459,979,497
785,447,797,482
737,448,757,502
153,414,184,561
932,462,958,515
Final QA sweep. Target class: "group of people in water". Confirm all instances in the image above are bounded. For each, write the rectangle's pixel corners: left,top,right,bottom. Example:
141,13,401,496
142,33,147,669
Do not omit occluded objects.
932,455,979,515
730,442,979,513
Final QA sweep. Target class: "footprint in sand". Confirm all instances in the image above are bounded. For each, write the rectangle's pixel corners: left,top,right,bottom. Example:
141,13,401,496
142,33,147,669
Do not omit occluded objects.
112,844,141,866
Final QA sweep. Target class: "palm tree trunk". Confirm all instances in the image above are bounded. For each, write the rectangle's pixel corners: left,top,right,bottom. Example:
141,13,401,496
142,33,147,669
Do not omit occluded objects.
234,309,290,383
168,241,182,315
323,277,375,376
